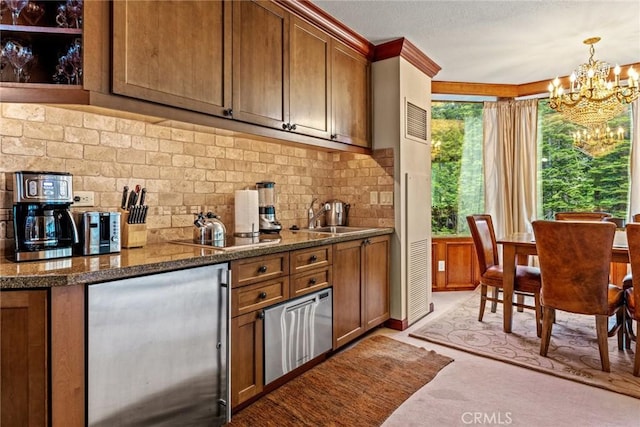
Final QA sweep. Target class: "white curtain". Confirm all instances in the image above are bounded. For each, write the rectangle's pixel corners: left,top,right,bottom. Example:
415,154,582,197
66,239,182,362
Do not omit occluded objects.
628,98,640,220
483,99,538,239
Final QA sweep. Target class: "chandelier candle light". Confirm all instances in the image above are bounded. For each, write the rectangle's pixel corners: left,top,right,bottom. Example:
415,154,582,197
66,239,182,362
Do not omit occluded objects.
548,37,639,148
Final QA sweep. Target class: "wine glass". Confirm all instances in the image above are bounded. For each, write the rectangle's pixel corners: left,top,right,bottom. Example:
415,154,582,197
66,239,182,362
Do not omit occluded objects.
3,40,34,82
22,1,45,26
5,0,29,25
66,0,82,29
0,43,8,81
53,38,82,84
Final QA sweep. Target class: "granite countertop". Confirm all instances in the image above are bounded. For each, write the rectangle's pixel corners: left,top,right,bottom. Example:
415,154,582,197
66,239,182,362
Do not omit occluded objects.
0,228,393,289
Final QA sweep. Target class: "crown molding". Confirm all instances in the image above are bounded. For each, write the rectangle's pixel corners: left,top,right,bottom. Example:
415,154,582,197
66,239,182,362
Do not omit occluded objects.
276,0,374,57
372,38,441,78
434,62,640,97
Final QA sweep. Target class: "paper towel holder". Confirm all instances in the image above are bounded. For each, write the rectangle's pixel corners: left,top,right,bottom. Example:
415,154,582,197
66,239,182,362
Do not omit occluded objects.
234,188,261,238
234,225,259,238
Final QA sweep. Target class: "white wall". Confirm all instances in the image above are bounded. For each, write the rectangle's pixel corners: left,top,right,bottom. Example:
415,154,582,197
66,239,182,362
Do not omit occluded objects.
372,56,432,325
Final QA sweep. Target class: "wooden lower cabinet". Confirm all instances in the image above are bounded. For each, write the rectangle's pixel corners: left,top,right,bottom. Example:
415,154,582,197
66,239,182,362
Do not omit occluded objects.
432,236,480,291
231,310,264,409
364,236,390,329
333,235,390,349
1,290,48,427
432,236,628,290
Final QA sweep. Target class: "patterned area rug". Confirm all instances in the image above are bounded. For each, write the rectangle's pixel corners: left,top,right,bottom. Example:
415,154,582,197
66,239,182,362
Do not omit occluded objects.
229,335,454,426
410,290,640,399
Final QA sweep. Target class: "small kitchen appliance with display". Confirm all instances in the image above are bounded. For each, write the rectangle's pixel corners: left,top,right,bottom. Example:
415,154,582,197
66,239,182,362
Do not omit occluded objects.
77,211,121,255
12,171,79,262
256,181,282,233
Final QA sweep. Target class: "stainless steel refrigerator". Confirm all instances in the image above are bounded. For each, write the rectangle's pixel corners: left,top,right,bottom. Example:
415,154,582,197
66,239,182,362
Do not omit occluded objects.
87,263,230,426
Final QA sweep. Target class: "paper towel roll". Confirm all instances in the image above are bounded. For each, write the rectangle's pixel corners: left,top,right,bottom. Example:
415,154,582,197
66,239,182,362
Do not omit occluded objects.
235,189,260,237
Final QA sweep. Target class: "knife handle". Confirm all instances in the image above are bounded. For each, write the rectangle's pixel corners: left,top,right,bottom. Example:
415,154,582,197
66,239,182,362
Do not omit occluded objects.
139,188,147,205
121,186,129,210
126,191,136,209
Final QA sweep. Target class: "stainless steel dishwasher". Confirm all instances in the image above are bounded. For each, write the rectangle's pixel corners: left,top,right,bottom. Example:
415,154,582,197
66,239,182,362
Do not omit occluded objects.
264,288,333,384
87,264,231,427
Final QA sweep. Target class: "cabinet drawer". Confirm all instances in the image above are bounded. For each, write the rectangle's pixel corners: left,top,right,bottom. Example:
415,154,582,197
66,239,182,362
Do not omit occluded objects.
232,277,290,317
291,267,331,298
290,245,332,274
231,253,289,287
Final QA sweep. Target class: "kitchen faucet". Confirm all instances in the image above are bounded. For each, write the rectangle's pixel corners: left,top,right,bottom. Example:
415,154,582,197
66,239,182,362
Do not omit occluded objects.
308,198,329,229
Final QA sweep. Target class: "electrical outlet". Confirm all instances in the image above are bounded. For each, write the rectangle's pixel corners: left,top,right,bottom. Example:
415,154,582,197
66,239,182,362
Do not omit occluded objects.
438,260,445,271
369,191,378,205
379,191,393,206
74,191,95,207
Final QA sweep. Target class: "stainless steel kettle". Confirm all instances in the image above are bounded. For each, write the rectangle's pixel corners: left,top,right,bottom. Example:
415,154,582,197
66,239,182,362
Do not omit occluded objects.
193,212,226,245
324,199,350,226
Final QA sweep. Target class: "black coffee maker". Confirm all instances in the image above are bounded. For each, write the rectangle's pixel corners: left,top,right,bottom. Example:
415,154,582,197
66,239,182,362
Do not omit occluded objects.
13,171,79,262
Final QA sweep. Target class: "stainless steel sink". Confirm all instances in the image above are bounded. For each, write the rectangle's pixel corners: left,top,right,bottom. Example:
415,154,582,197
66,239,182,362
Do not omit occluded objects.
297,226,375,235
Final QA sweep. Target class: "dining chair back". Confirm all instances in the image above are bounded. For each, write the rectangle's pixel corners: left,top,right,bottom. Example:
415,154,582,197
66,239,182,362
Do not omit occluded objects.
623,213,640,290
467,215,542,336
532,220,624,372
624,223,640,376
554,211,612,221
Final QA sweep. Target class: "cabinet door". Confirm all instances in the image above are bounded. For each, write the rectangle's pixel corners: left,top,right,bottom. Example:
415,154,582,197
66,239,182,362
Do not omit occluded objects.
231,310,264,408
331,41,370,147
112,0,231,116
1,290,47,427
232,0,289,128
289,16,331,139
332,239,365,349
364,235,390,329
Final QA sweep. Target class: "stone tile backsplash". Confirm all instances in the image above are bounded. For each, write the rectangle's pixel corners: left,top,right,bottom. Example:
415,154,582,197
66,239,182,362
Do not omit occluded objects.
0,103,394,254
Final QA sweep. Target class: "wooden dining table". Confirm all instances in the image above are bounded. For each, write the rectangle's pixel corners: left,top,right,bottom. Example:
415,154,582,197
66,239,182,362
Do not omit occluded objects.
497,231,630,333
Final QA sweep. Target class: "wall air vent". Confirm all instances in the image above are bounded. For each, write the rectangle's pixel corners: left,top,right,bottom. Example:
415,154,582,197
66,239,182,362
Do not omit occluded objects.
407,238,429,325
405,100,428,143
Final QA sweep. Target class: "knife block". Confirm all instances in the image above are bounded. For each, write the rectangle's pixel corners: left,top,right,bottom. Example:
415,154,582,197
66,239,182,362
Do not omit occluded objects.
121,212,147,248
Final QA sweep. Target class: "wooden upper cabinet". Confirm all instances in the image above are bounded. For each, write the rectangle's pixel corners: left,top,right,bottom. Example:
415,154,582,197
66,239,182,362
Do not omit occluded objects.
107,0,370,149
112,0,231,116
288,16,331,139
232,0,289,128
332,41,371,147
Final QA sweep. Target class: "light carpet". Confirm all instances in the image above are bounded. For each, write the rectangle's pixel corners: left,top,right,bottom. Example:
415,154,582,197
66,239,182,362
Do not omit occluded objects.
410,290,640,399
229,335,454,426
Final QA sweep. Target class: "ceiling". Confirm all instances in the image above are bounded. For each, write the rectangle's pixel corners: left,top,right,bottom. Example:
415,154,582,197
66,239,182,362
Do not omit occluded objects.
312,0,640,86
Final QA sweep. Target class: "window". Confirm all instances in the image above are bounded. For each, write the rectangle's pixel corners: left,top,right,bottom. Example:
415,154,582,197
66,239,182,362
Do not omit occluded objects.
537,100,631,219
431,102,484,235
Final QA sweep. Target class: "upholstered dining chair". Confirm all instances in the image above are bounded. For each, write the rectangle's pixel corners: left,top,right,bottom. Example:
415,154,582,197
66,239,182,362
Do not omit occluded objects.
620,214,640,312
624,223,640,376
532,220,625,372
466,214,542,336
554,211,612,221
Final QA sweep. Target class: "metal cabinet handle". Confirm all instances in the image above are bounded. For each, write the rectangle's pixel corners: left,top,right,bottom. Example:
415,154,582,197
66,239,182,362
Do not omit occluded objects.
223,108,233,117
330,134,337,140
309,255,318,263
258,265,268,274
290,124,297,131
257,310,265,319
309,278,317,285
282,123,288,130
258,291,267,299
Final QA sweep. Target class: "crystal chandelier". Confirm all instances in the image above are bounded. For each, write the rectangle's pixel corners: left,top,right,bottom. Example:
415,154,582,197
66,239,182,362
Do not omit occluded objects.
548,37,639,133
572,123,624,156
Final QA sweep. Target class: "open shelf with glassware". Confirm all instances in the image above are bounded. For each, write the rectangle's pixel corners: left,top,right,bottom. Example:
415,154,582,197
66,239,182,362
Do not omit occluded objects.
1,0,84,89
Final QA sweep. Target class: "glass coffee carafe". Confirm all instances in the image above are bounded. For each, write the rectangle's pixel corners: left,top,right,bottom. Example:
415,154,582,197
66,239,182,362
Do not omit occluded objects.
23,208,59,248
